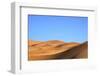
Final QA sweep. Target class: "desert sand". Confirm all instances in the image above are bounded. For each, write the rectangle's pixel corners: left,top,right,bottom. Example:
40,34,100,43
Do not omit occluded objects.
28,40,88,60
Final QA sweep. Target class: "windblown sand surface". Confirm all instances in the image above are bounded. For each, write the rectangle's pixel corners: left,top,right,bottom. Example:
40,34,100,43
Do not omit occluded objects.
28,40,88,60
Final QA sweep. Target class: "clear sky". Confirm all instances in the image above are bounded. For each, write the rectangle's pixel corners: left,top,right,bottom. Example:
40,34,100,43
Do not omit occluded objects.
28,15,88,43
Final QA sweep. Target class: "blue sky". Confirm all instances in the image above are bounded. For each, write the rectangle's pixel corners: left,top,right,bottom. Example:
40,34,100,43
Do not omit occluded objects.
28,15,88,43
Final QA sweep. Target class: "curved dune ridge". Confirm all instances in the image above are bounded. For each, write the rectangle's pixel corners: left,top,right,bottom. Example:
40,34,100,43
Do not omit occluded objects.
28,40,88,60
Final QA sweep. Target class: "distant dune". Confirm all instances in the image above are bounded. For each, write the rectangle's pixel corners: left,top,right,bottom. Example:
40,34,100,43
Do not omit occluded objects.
28,40,42,47
28,40,88,60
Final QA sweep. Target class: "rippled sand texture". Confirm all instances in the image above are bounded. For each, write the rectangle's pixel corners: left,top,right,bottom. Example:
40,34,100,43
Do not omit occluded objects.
28,40,88,60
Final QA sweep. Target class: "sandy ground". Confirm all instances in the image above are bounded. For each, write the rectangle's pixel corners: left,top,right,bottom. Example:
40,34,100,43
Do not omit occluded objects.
28,40,88,60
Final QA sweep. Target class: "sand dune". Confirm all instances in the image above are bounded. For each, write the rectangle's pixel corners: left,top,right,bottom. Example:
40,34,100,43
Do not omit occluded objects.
56,42,88,59
28,40,42,47
28,40,88,60
74,42,88,58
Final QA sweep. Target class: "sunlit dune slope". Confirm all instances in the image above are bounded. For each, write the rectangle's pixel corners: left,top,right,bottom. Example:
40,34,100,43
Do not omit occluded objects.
28,40,42,47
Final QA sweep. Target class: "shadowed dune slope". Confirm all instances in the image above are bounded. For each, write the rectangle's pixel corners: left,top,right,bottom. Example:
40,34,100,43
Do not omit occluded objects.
55,41,88,59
